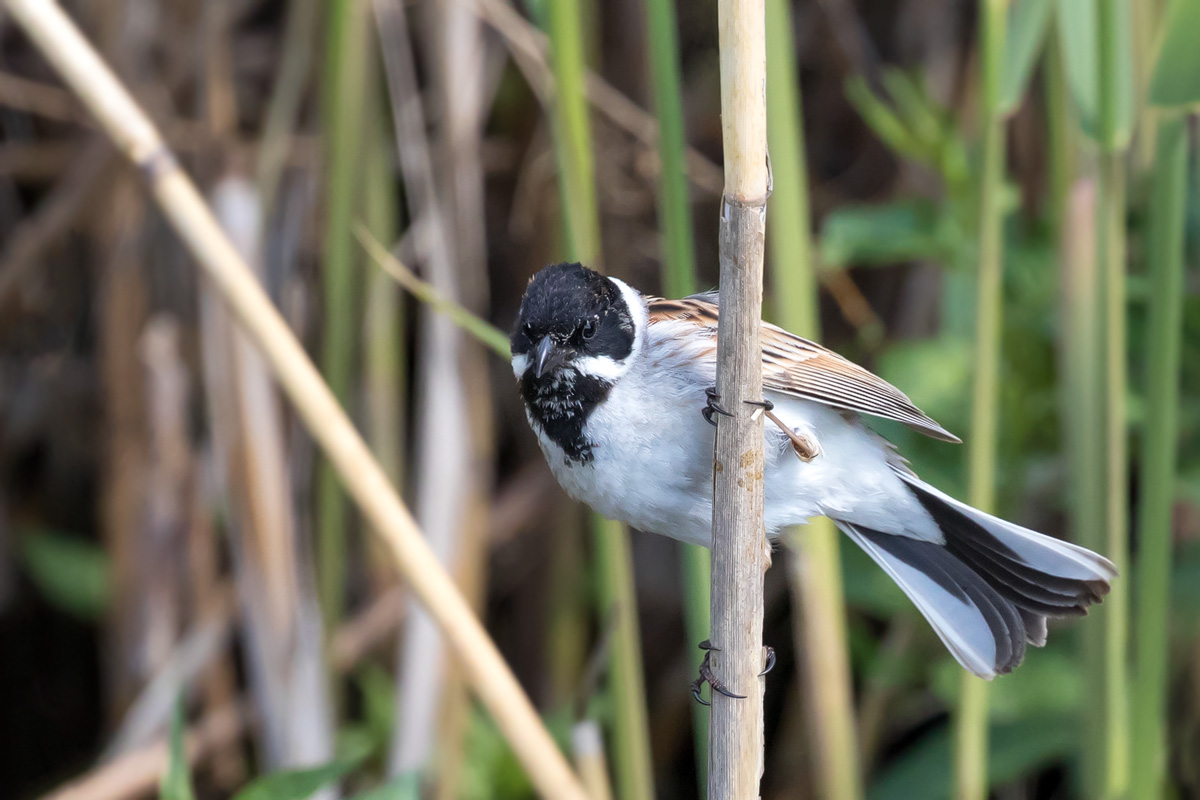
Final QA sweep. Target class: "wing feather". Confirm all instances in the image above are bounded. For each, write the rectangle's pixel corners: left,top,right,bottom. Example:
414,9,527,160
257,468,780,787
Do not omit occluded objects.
648,296,960,442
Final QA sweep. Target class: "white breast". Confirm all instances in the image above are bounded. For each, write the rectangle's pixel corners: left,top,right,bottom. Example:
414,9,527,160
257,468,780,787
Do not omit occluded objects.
530,354,717,547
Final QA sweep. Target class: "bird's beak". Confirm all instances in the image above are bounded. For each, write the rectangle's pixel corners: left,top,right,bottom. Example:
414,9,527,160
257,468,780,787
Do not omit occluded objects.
534,336,569,378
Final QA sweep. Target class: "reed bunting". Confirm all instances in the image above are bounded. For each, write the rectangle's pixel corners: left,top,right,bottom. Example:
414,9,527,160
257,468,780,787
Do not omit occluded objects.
511,262,1115,679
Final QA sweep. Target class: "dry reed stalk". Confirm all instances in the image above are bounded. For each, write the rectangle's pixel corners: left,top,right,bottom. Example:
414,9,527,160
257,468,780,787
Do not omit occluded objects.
129,315,191,722
95,176,150,720
572,720,615,800
469,0,726,196
186,467,244,789
51,482,550,800
373,0,485,778
206,176,336,773
44,702,249,800
2,2,586,796
0,138,116,312
422,0,497,790
710,0,770,795
255,0,319,216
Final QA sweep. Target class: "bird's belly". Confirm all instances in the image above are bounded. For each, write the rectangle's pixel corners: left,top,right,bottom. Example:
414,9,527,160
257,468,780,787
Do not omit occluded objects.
532,385,926,547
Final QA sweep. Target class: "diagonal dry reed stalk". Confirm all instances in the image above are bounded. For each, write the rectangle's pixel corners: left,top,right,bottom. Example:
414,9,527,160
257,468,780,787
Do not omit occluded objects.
1,1,587,796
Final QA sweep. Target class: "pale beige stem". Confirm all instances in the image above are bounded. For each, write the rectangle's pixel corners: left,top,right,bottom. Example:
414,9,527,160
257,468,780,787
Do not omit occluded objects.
709,0,770,797
2,1,586,797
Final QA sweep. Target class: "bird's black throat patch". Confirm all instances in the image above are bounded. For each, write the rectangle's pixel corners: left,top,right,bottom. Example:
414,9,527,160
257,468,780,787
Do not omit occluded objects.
520,369,612,463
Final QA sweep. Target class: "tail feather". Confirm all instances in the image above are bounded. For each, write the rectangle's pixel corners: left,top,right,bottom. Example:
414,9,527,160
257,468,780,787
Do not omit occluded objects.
947,534,1091,616
835,476,1116,679
838,522,1024,676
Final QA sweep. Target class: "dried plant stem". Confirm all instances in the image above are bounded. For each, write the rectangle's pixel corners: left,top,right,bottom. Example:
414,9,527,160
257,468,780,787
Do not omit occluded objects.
2,2,587,796
710,0,770,796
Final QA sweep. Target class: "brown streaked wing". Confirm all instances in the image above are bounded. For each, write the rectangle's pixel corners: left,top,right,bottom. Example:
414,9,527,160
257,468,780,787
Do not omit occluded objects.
647,296,961,443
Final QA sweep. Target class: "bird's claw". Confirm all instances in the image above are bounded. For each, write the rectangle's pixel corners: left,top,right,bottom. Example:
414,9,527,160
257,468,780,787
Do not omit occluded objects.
702,387,733,427
759,646,776,677
690,639,746,706
703,389,779,426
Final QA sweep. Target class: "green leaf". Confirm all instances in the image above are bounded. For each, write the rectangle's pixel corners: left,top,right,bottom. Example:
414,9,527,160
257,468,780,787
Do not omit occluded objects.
1000,0,1054,114
1171,541,1200,618
354,661,396,751
1149,0,1200,107
841,538,913,617
874,336,973,432
819,201,947,268
160,700,195,800
1057,0,1134,147
868,715,1077,800
880,71,944,152
357,226,512,359
232,748,369,800
346,776,418,800
458,706,537,800
930,645,1083,721
1056,0,1101,139
19,529,110,620
844,77,928,163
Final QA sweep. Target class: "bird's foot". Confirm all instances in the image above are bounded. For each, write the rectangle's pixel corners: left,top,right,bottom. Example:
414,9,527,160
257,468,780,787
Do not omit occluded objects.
702,387,733,427
690,640,746,706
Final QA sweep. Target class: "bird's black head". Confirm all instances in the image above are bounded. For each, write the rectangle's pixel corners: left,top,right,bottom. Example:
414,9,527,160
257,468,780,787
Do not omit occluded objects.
510,262,638,382
510,263,642,463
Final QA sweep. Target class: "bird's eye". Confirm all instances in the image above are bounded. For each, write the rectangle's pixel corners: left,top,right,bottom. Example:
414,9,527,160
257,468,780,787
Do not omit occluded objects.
581,319,597,339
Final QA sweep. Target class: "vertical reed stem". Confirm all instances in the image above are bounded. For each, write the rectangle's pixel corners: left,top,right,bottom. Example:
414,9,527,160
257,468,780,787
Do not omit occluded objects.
318,0,368,629
765,1,861,797
1096,2,1132,793
710,0,770,795
1097,146,1132,800
642,0,710,786
955,1,1006,797
1130,113,1187,800
546,1,654,797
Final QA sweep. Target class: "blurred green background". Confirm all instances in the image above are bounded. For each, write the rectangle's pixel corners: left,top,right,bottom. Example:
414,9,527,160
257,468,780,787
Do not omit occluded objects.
0,0,1197,798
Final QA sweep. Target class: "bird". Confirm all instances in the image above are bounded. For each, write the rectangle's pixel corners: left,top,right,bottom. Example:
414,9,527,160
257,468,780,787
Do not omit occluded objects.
510,261,1116,680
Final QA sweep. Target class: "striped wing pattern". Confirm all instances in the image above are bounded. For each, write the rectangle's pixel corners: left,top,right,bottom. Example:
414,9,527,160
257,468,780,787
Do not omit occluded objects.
647,295,960,443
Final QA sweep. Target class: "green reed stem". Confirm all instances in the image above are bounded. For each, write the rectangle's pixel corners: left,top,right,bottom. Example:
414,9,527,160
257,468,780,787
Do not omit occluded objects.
363,108,404,491
1096,1,1133,794
1045,21,1107,796
318,0,368,629
1097,147,1132,800
642,0,709,788
547,0,601,265
1130,113,1187,800
765,1,861,798
547,1,653,797
358,228,512,359
645,0,697,296
955,1,1006,797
